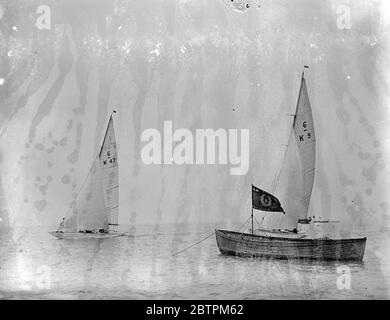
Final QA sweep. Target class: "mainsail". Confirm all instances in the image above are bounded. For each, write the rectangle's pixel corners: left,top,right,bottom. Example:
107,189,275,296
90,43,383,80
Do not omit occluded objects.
75,161,108,231
62,114,119,232
264,72,316,230
99,116,119,227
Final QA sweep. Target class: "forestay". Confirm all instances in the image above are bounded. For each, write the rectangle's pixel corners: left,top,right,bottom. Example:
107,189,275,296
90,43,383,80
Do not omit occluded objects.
62,114,119,232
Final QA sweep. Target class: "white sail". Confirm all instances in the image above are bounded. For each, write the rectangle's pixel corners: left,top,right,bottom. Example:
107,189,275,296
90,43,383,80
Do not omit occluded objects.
63,208,78,233
76,161,108,231
61,113,119,233
63,160,108,232
264,73,316,230
293,75,316,216
99,116,119,227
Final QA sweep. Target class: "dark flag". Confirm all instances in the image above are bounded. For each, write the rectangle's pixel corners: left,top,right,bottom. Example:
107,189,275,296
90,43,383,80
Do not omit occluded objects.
252,185,284,213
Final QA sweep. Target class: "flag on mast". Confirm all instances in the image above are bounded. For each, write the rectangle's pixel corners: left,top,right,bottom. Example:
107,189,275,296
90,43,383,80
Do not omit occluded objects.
252,185,284,213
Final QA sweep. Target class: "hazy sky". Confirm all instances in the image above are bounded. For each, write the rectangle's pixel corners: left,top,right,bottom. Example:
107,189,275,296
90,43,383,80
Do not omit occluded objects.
0,0,389,233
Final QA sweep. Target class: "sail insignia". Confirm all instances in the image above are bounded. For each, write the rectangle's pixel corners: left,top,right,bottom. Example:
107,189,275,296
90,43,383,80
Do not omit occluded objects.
252,185,284,213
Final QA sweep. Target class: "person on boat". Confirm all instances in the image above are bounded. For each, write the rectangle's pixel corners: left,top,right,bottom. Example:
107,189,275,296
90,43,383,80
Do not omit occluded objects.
57,217,65,233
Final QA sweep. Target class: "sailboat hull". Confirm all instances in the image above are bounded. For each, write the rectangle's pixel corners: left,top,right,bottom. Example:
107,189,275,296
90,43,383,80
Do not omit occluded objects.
215,229,366,261
49,231,126,240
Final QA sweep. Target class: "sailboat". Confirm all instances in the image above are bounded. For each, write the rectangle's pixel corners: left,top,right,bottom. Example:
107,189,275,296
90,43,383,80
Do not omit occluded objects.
215,68,367,260
50,111,125,239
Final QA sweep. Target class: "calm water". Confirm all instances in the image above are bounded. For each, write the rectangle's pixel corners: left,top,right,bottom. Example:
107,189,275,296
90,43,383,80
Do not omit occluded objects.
0,224,389,299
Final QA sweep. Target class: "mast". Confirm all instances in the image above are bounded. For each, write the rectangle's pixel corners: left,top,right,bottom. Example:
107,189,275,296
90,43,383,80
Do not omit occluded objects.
99,110,117,158
251,183,254,234
272,67,307,193
99,110,119,229
293,65,316,222
251,207,254,234
301,65,312,223
264,66,316,230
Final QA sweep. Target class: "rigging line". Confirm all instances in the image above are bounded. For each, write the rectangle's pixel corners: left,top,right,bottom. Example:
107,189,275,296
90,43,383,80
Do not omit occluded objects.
272,127,293,194
61,111,115,222
172,232,215,256
237,216,251,232
272,76,303,194
253,215,262,229
63,154,100,220
172,217,252,256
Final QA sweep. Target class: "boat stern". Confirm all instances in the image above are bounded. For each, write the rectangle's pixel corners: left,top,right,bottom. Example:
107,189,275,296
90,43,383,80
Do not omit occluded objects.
215,229,227,255
215,229,245,257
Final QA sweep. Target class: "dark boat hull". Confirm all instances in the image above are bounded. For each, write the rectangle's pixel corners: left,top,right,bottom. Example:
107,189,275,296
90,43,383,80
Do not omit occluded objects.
215,229,366,261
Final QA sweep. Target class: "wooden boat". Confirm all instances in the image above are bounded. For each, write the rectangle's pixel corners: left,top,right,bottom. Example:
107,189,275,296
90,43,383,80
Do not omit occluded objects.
215,68,366,261
50,111,125,240
215,229,366,260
